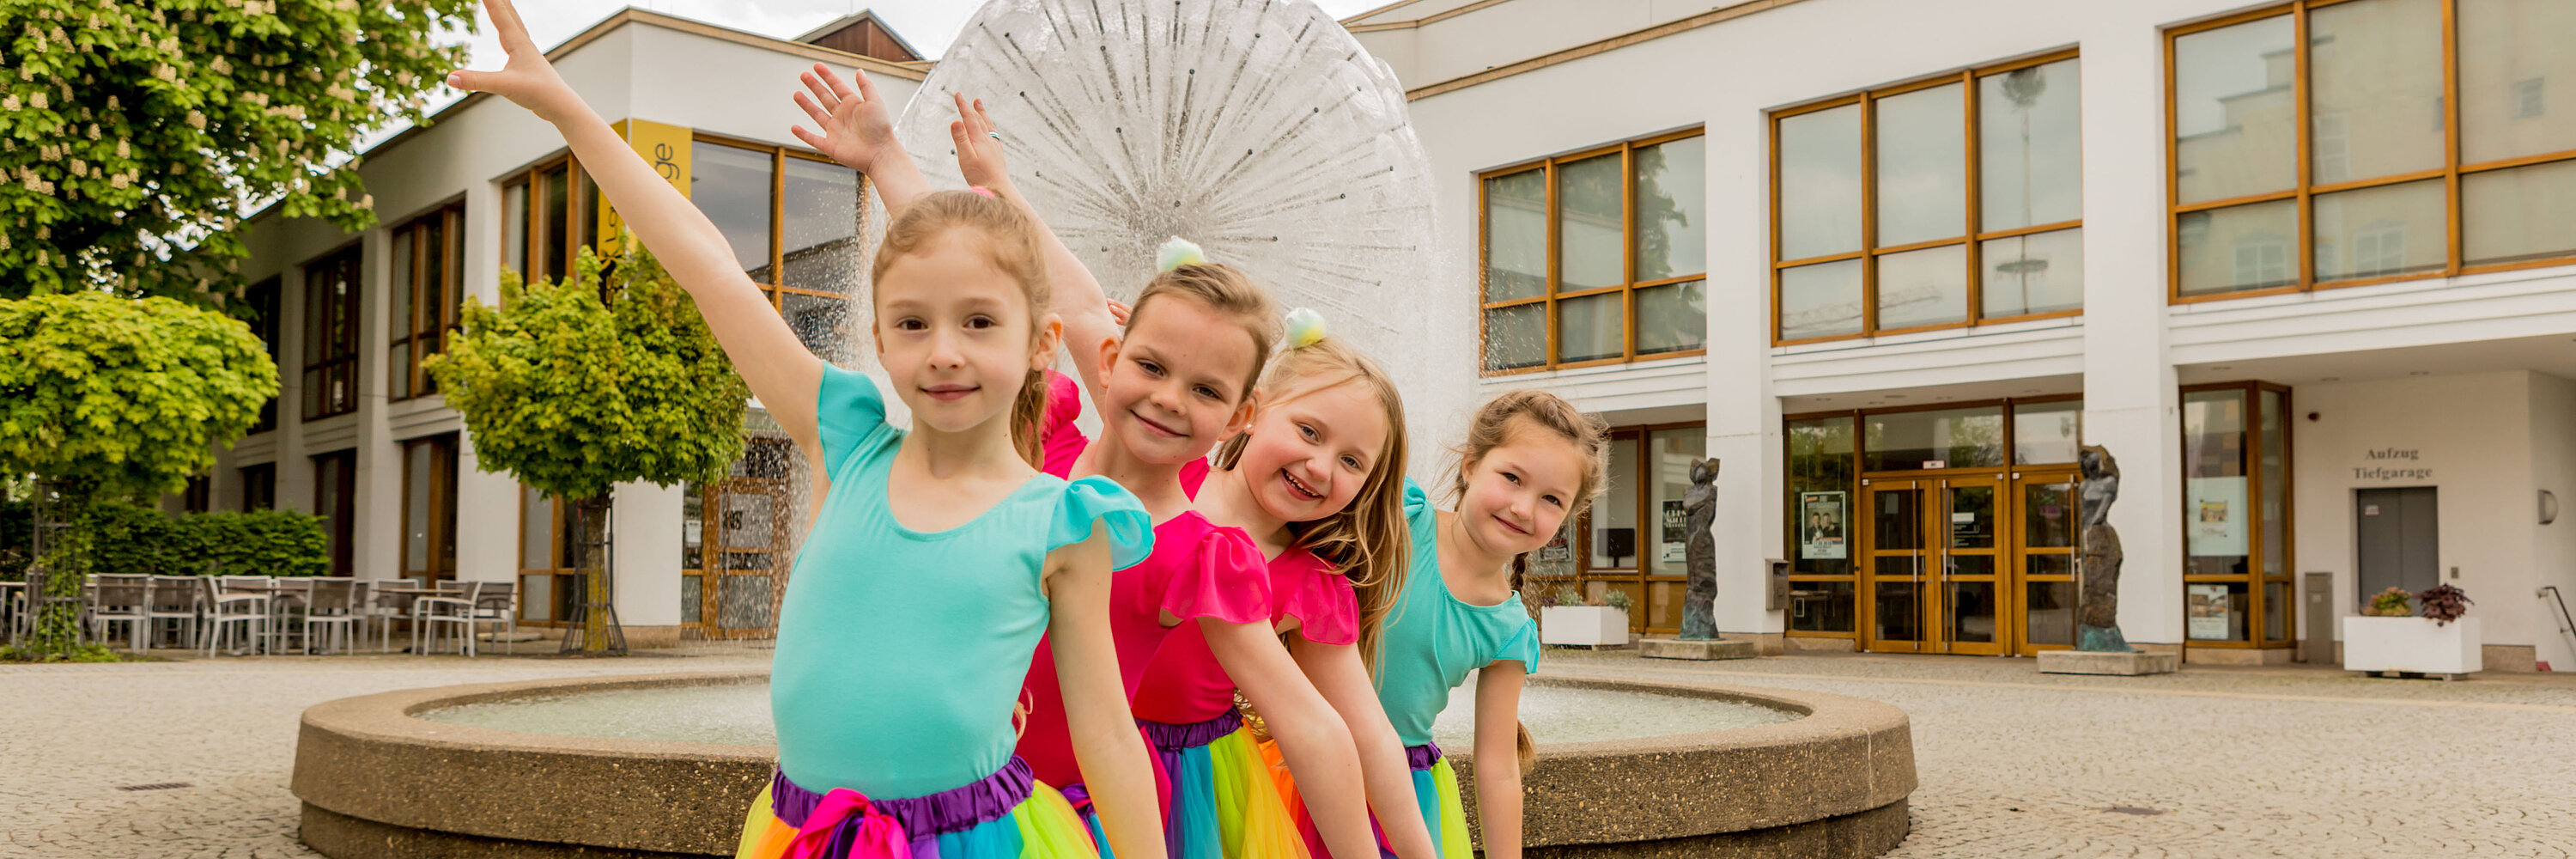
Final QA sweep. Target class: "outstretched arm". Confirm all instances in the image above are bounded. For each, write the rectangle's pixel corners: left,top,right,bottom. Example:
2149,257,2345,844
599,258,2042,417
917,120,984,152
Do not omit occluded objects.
1289,636,1440,859
1048,529,1167,859
1203,619,1379,859
791,64,933,210
948,94,1121,404
1471,663,1528,859
449,0,821,454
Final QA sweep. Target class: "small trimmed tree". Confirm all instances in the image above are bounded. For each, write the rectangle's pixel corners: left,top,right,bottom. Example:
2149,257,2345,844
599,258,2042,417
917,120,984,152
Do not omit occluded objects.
429,241,747,652
0,0,475,301
0,291,278,659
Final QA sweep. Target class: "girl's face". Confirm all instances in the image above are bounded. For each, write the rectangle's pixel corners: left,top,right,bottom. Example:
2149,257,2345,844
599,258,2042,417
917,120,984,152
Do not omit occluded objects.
873,228,1057,436
1230,378,1390,525
1092,295,1260,464
1455,422,1588,558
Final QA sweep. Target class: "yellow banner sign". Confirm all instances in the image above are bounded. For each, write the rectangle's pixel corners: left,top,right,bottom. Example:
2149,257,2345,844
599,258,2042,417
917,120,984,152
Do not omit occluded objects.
598,119,692,255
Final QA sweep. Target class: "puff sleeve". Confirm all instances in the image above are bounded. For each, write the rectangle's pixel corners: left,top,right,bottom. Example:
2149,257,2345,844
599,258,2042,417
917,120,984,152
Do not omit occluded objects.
1273,554,1359,646
815,362,891,478
1491,612,1541,673
1047,476,1157,571
1038,371,1090,478
1139,520,1273,626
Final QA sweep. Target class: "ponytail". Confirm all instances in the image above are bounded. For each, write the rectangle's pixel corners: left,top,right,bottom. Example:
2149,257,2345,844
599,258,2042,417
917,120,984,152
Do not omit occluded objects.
1515,721,1537,771
1009,366,1048,468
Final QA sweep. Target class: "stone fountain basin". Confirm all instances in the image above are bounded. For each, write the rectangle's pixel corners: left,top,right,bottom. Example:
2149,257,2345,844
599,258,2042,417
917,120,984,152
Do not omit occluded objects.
293,672,1913,858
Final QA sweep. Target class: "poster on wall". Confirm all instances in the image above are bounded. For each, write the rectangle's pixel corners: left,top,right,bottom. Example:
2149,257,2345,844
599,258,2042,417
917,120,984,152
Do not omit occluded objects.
1799,491,1847,560
1659,500,1687,564
2186,476,2249,557
2185,583,2232,640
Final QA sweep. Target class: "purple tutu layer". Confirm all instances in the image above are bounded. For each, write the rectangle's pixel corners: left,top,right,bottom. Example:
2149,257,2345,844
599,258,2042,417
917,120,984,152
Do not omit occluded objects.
1405,741,1443,771
1139,708,1242,751
770,757,1036,857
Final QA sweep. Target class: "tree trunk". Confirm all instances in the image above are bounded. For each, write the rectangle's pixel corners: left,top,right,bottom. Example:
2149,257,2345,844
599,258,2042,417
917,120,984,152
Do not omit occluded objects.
568,492,624,654
20,478,91,659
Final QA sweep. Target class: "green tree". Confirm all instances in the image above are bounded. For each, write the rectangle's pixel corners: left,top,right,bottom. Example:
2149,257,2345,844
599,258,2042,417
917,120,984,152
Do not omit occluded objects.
429,241,746,652
0,291,278,659
0,0,475,302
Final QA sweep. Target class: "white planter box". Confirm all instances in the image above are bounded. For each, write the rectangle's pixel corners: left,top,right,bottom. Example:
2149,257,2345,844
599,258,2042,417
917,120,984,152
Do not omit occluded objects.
2342,616,2482,675
1540,606,1630,647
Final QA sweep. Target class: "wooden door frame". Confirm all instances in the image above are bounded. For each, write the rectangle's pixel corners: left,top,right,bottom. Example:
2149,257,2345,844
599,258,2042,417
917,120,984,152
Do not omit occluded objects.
1859,478,1929,653
2008,466,2083,655
1935,472,2012,655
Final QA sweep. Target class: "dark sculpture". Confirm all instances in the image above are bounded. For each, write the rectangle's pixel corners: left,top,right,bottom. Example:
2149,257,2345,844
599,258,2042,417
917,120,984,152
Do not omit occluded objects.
1680,458,1722,641
2075,445,2134,653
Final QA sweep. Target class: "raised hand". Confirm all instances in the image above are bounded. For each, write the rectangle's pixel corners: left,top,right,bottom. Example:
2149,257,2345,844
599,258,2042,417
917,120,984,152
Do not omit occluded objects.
792,63,901,174
951,92,1013,194
1106,299,1131,327
446,0,585,125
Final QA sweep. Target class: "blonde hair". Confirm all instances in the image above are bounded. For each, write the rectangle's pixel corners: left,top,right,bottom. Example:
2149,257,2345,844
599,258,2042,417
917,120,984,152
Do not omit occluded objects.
1214,337,1411,673
870,190,1053,467
1125,263,1280,399
1444,389,1607,770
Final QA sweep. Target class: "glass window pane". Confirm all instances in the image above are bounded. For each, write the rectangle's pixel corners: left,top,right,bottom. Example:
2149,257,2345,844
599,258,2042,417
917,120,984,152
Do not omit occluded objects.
1789,580,1855,633
2259,389,2287,580
782,157,861,293
1788,416,1855,577
542,165,569,285
1484,170,1548,302
1874,83,1966,246
404,443,430,572
577,170,599,263
521,484,553,570
683,484,706,572
1949,581,1996,643
1528,517,1577,581
1482,304,1546,371
2025,580,2075,645
2461,0,2576,163
2315,179,2446,282
443,210,465,328
692,142,775,280
520,574,552,622
1980,59,2083,231
1592,436,1640,568
2309,0,2445,184
501,183,527,279
2186,581,2251,641
2014,400,2082,466
388,342,410,400
2263,580,2290,643
1863,406,2005,472
1557,154,1625,291
2184,388,2251,578
1779,104,1864,259
1779,259,1862,340
1874,243,1967,330
2175,15,2299,204
390,230,414,344
681,575,703,625
2464,159,2576,265
2178,199,2298,295
1634,136,1706,279
781,291,853,364
1556,291,1624,363
1634,280,1705,355
422,216,447,338
1981,228,2083,318
2024,481,2078,549
1646,428,1705,578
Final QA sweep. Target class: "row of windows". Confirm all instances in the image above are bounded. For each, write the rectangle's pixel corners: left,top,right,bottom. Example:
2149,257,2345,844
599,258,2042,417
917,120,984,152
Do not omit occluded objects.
1480,130,1709,373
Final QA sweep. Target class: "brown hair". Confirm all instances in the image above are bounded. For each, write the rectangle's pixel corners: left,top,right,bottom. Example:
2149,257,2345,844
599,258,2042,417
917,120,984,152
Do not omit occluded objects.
1445,389,1607,769
1213,336,1411,673
870,190,1053,467
1124,263,1280,399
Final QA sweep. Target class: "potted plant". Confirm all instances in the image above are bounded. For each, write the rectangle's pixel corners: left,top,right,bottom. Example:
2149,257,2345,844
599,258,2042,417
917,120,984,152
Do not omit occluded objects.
1540,586,1631,647
2342,584,2482,679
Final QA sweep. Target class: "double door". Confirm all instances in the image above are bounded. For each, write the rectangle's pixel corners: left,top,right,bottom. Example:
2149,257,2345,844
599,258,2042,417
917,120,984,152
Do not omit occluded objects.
1861,468,2079,655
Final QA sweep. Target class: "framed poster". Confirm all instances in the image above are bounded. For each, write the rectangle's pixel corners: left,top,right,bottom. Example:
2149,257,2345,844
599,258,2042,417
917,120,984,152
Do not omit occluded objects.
1659,500,1688,564
1799,491,1847,560
2185,583,2231,640
2185,477,2248,557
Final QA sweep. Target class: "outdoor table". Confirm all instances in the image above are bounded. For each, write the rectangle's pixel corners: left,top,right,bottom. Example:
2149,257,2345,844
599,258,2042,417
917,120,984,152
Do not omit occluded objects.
374,587,443,651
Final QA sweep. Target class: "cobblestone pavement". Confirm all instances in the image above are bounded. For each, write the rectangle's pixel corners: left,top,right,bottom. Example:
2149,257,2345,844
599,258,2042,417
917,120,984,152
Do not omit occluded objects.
5,644,2573,857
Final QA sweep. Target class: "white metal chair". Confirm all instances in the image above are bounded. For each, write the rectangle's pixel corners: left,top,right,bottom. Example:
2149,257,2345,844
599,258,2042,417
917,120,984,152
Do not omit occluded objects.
414,580,485,656
264,576,313,653
143,575,201,649
300,578,361,655
468,581,519,655
204,576,273,656
88,575,152,651
372,576,427,652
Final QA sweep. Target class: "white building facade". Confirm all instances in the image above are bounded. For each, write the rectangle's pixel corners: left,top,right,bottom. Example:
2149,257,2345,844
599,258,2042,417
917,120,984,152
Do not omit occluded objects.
1350,0,2576,669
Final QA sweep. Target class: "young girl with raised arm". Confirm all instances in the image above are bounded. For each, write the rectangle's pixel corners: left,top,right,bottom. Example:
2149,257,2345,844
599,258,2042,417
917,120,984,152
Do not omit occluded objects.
448,5,1163,857
783,67,1394,859
1374,392,1609,859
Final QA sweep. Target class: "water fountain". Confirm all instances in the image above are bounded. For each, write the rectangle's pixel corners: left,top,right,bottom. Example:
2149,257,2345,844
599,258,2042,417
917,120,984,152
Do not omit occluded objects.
290,2,1914,856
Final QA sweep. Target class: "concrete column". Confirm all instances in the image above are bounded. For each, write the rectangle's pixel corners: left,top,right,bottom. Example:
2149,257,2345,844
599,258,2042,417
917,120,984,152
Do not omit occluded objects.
354,228,401,583
612,480,685,647
1703,94,1784,644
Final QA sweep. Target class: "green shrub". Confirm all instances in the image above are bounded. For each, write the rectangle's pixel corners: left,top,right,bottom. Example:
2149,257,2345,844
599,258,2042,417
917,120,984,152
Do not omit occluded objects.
80,502,326,577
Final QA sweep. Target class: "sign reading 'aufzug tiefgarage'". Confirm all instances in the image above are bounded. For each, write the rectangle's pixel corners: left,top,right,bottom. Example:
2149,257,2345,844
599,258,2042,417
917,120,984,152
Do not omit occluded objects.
2353,448,2430,481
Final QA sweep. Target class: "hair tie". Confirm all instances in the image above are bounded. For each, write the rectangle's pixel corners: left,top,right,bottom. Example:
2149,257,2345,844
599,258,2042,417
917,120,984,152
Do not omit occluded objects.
1285,307,1327,348
968,186,999,198
1157,236,1206,272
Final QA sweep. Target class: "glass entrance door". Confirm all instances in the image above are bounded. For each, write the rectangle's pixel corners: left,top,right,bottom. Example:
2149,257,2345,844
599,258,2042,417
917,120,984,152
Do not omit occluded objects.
2010,469,2081,655
1862,481,1927,652
1940,479,2006,655
1862,473,2013,654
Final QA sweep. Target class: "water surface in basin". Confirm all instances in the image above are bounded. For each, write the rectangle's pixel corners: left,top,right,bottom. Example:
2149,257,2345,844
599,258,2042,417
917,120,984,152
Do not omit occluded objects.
421,680,1795,748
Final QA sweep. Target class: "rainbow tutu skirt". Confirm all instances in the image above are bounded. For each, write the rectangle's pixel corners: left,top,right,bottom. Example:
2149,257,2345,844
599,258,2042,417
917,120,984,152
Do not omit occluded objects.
735,757,1097,859
1142,708,1310,859
1267,740,1472,859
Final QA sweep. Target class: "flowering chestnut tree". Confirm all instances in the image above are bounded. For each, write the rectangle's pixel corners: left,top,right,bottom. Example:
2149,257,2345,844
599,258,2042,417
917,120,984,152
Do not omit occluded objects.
0,0,476,302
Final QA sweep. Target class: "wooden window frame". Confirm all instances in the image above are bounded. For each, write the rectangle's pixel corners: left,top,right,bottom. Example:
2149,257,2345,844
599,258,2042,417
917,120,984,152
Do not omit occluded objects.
312,449,357,576
518,485,582,627
398,435,460,584
245,277,283,433
1561,421,1709,636
390,202,465,402
2177,381,2298,649
1476,126,1710,376
237,463,276,513
301,246,363,421
1769,49,2085,346
2165,0,2576,306
500,155,597,289
689,131,866,320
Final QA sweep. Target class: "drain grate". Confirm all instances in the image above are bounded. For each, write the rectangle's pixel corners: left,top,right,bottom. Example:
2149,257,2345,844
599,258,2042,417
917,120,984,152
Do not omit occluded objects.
2102,806,2164,816
116,783,192,792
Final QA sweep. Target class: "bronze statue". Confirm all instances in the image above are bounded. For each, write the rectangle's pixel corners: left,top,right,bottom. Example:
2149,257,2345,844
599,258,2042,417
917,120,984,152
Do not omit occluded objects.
2075,445,2133,653
1680,458,1721,641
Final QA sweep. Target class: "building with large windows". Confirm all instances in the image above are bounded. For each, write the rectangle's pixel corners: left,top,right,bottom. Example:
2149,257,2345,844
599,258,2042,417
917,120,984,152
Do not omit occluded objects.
198,9,923,645
1349,0,2576,669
